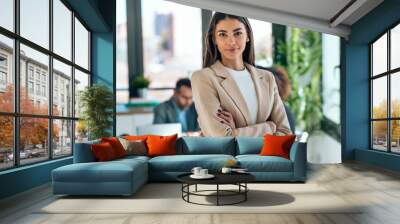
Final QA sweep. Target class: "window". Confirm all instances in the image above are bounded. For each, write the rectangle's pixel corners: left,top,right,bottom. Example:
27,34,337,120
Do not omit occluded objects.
141,0,202,101
0,71,6,85
36,84,41,95
53,119,72,158
0,35,14,113
28,67,34,80
0,55,7,67
0,0,91,170
74,69,89,119
28,81,34,94
53,0,72,60
19,117,49,165
0,116,13,170
53,59,72,117
20,0,49,49
371,23,400,153
0,0,14,32
116,0,129,104
249,19,273,67
75,18,89,70
35,70,40,81
42,85,46,97
0,54,8,90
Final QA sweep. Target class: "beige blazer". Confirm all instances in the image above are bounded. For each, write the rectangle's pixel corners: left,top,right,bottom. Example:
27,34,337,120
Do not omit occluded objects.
191,60,292,137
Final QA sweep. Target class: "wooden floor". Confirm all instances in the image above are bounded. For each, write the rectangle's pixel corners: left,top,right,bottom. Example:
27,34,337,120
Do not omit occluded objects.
1,162,400,224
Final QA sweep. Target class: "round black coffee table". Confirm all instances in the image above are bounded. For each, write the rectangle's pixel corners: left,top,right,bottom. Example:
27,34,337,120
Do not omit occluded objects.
177,173,255,206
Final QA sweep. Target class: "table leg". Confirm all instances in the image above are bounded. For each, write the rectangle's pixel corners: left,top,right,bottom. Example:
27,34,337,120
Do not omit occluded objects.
195,184,197,192
217,184,219,206
245,183,247,201
187,184,190,202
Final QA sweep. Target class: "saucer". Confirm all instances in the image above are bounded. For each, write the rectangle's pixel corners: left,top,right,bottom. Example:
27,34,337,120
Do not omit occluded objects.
190,174,215,179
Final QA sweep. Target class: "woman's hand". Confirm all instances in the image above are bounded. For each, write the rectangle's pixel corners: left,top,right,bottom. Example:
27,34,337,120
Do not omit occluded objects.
216,108,236,129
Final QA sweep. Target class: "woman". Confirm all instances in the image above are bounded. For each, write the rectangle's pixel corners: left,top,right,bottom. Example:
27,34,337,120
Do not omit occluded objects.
191,12,291,137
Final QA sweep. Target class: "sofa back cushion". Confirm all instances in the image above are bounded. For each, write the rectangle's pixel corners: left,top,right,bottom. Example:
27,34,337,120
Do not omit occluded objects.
73,139,100,163
177,137,235,155
236,137,264,155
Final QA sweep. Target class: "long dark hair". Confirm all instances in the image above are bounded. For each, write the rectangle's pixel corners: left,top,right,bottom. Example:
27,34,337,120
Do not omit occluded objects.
203,12,255,68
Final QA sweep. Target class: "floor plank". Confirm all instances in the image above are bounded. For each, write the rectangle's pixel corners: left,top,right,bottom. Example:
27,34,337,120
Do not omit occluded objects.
1,162,400,224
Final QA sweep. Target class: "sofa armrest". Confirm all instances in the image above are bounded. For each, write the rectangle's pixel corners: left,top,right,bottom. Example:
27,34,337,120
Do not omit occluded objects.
73,141,99,163
290,132,308,181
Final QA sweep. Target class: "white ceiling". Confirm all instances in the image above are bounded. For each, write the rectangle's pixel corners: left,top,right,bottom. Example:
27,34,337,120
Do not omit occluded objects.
166,0,384,38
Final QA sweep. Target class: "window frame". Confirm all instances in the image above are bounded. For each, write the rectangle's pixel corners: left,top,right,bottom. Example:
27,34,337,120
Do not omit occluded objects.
369,20,400,154
0,0,92,171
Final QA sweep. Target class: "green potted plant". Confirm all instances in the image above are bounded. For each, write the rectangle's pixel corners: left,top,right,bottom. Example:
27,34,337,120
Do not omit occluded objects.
132,75,151,98
79,84,114,140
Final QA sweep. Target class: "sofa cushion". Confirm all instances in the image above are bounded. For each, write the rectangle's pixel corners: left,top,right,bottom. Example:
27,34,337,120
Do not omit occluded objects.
148,154,235,172
235,137,263,155
236,155,293,172
177,137,235,155
53,158,147,183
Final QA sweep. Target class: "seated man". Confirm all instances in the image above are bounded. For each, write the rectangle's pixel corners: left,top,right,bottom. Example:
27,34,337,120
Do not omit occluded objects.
153,78,201,135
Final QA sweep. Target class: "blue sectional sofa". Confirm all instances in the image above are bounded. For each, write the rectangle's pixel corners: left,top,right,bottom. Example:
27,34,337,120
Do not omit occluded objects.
52,136,307,196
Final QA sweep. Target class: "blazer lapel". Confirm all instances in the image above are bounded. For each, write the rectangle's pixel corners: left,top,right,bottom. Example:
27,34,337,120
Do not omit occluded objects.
245,63,268,122
211,61,252,125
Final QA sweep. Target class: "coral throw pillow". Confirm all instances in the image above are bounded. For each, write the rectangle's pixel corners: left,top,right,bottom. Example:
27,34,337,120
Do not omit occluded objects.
101,137,127,158
91,142,117,162
146,134,178,157
259,134,296,159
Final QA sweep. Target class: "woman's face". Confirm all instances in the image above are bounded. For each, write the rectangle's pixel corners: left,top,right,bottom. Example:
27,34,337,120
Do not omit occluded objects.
214,18,249,62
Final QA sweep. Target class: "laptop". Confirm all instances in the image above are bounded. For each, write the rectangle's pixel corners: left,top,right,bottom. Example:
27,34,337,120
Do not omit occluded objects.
136,123,182,137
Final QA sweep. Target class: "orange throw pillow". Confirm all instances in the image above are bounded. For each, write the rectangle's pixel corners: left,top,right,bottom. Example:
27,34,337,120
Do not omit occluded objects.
146,134,178,157
259,134,296,159
91,142,117,161
101,137,127,158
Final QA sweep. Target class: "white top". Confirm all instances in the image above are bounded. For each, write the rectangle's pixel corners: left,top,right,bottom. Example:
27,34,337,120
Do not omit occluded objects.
224,66,258,124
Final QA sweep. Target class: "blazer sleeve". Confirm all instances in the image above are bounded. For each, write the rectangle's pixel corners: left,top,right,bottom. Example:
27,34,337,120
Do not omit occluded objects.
232,121,277,136
153,105,167,124
191,70,233,136
267,74,292,135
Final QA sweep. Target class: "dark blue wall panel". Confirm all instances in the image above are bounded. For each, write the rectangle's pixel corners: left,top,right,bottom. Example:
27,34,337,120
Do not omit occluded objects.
0,158,72,199
343,0,400,171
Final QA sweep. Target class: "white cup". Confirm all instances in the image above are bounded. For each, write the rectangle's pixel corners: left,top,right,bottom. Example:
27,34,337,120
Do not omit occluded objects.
221,167,232,174
200,169,208,176
191,167,202,176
